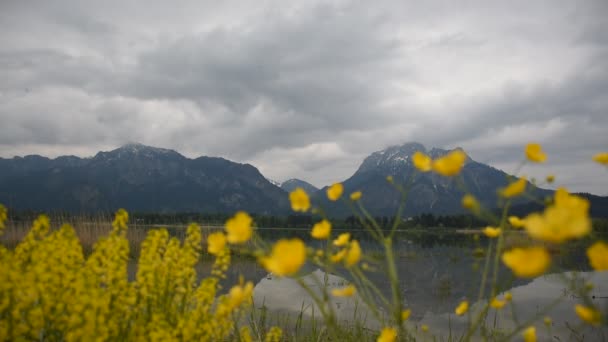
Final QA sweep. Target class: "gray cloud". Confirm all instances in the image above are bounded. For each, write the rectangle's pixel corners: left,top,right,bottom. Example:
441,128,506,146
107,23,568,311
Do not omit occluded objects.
0,0,607,194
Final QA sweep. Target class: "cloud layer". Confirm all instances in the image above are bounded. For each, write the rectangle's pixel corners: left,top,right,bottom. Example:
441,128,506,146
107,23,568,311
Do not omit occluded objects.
1,0,607,194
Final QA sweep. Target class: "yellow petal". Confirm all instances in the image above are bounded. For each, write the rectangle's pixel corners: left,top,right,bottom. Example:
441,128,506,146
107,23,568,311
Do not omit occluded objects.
502,246,551,278
593,152,608,165
327,183,344,201
483,226,501,238
413,151,432,172
333,233,351,247
260,239,307,276
575,304,602,326
377,327,397,342
207,232,227,255
332,284,356,297
455,300,469,316
587,241,608,271
525,143,547,163
432,150,467,176
225,211,253,244
523,326,536,342
311,220,331,240
350,191,362,201
289,187,310,212
499,178,527,198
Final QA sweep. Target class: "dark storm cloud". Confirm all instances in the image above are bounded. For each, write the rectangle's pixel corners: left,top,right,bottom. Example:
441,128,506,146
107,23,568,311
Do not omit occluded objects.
0,0,606,193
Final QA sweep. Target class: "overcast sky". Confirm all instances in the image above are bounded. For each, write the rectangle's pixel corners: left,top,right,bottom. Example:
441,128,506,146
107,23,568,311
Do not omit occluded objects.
1,0,607,194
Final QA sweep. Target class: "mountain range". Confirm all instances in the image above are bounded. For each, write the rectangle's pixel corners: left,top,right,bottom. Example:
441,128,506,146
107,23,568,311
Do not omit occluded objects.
1,142,606,218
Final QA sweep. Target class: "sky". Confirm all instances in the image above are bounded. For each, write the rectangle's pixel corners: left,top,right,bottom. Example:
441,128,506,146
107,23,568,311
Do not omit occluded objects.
1,0,607,194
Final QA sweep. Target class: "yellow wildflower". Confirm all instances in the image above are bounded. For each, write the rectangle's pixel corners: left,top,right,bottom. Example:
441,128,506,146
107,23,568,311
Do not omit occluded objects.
311,220,331,240
483,226,501,238
330,249,347,263
508,216,525,228
345,240,361,267
377,327,397,342
490,298,506,309
499,178,527,198
502,246,551,278
350,191,362,201
587,241,608,270
421,324,429,332
265,327,283,342
401,309,411,321
544,317,552,326
225,211,253,244
413,151,432,172
575,304,601,326
432,150,467,176
289,187,310,212
524,188,591,243
523,326,536,342
386,175,394,183
333,233,351,247
593,152,608,165
504,292,513,301
327,183,343,201
461,194,480,213
260,239,306,276
332,284,356,297
546,174,555,183
207,232,227,255
455,300,469,316
525,143,547,163
228,281,254,309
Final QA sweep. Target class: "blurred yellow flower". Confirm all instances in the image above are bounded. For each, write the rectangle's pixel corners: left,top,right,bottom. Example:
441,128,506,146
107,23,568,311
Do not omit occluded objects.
575,304,601,326
523,326,536,342
461,194,480,213
432,150,467,176
377,327,397,342
504,292,513,301
331,284,356,297
421,324,429,332
524,188,591,243
350,191,362,201
413,151,432,172
327,183,343,201
207,232,226,255
345,240,361,267
289,187,310,212
333,233,351,247
508,216,525,228
546,174,555,183
225,211,253,244
490,298,506,309
455,300,469,316
483,226,501,238
593,152,608,165
544,317,552,326
502,247,550,278
311,220,331,240
330,249,347,263
401,309,411,321
586,241,608,271
499,178,527,198
260,239,306,276
228,281,254,309
525,143,547,163
386,175,394,183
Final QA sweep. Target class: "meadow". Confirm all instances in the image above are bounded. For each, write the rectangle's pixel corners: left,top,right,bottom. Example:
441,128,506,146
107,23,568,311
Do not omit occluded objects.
1,144,607,341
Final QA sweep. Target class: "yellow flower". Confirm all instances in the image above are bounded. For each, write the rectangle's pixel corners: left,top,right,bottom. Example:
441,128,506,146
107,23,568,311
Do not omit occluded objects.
327,183,343,201
330,249,347,263
311,220,331,240
345,240,361,267
228,281,254,309
401,309,411,321
523,326,536,342
331,284,356,297
455,300,469,316
546,174,555,183
508,216,525,228
587,241,608,270
525,143,547,163
333,233,351,247
432,150,467,176
386,175,394,183
461,194,480,213
524,188,591,243
575,304,601,326
377,327,397,342
421,324,429,332
483,226,501,238
490,298,506,309
207,232,227,255
544,317,552,326
593,152,608,165
289,187,310,212
225,211,253,244
502,246,551,278
350,191,362,201
413,151,432,172
504,292,513,301
499,178,527,198
260,239,306,276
